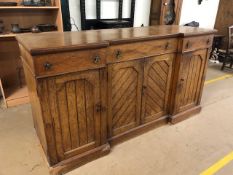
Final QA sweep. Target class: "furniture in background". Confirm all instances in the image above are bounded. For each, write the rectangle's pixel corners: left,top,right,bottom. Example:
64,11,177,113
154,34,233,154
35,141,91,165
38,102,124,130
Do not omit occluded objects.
80,0,136,30
0,0,63,108
221,25,233,70
17,26,215,175
214,0,233,49
150,0,183,25
210,34,224,62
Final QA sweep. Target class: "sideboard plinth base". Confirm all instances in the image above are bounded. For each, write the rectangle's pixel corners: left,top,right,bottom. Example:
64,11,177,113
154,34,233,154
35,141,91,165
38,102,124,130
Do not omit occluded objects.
49,144,111,175
170,106,202,124
109,116,168,146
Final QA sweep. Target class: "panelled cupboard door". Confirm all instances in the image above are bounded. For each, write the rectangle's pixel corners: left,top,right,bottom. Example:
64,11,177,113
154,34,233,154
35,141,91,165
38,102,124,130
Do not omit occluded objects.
175,49,208,113
108,60,143,137
141,54,174,123
39,70,102,162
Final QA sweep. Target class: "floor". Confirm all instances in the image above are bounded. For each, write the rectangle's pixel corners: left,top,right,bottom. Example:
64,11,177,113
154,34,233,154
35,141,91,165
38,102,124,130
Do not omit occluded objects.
0,62,233,175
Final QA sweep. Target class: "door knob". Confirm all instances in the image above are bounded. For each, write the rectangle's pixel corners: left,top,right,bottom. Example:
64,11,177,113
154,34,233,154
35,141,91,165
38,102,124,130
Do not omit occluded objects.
115,50,122,59
44,62,52,70
93,55,101,64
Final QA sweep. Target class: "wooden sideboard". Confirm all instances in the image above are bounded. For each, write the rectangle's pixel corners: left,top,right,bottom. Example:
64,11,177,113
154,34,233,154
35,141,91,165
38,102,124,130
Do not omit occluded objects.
16,26,215,175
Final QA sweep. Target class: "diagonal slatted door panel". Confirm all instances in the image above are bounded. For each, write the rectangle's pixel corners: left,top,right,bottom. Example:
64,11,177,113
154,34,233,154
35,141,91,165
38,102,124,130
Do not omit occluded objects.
46,70,101,161
108,60,143,137
112,68,137,128
141,54,174,123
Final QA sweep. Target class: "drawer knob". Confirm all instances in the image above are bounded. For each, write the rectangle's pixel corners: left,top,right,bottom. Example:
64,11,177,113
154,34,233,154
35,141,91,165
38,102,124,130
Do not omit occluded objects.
115,50,122,59
44,62,52,70
93,55,101,64
206,39,210,44
163,2,168,6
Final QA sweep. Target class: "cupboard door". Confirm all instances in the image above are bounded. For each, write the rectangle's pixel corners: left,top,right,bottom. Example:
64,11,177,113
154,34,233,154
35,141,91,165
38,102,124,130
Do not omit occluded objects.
108,60,143,137
41,70,102,161
141,54,174,123
175,49,208,113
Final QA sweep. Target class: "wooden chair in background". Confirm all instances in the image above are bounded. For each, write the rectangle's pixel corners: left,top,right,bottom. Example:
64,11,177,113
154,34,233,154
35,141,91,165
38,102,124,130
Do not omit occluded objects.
221,25,233,70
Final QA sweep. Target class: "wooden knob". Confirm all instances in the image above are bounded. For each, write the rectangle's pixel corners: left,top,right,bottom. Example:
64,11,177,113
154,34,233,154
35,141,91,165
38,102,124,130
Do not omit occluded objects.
206,39,210,44
115,50,122,59
44,62,52,70
93,55,101,64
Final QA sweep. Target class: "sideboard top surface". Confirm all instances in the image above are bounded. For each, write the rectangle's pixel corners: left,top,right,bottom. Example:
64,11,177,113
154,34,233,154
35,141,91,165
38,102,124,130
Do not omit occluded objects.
16,25,216,55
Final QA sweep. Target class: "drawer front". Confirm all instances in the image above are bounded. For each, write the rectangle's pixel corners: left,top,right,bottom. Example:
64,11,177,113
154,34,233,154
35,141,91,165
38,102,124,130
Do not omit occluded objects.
182,35,214,52
107,38,178,63
34,48,107,77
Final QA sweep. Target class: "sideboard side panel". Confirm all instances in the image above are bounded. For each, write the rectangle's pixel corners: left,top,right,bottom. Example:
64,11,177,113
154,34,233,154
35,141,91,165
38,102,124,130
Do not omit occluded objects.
21,54,50,163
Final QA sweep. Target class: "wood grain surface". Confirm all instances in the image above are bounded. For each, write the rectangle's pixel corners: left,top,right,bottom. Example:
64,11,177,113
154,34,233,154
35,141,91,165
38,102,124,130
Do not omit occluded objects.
16,25,216,55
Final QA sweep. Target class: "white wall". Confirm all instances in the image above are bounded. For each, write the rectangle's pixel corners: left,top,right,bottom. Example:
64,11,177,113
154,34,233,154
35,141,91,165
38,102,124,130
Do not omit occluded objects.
179,0,220,29
69,0,151,31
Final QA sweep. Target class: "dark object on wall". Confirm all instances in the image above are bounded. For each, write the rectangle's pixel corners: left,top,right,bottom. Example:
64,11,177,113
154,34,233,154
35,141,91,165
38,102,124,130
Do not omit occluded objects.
36,24,57,32
0,2,17,6
20,27,32,33
22,0,52,6
11,23,56,34
164,0,176,25
61,0,71,31
31,26,41,33
0,20,4,33
11,24,21,33
198,0,203,5
150,0,183,26
80,0,136,30
184,21,199,27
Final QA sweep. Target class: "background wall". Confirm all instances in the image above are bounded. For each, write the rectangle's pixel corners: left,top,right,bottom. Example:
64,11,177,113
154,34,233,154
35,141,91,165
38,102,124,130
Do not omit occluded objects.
69,0,220,31
69,0,151,31
179,0,220,29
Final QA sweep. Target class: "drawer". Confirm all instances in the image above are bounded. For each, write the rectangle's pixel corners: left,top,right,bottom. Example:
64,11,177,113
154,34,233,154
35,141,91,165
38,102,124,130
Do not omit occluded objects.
182,35,214,52
107,38,178,63
34,48,107,77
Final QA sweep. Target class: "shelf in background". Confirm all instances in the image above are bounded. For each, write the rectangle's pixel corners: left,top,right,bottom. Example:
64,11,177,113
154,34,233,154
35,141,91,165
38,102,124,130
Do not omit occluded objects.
0,6,59,10
0,33,16,38
0,79,29,108
0,0,63,108
5,85,29,108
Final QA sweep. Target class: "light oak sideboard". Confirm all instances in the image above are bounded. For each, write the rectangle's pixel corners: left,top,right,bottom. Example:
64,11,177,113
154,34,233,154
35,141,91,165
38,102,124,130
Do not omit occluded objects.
16,25,216,175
